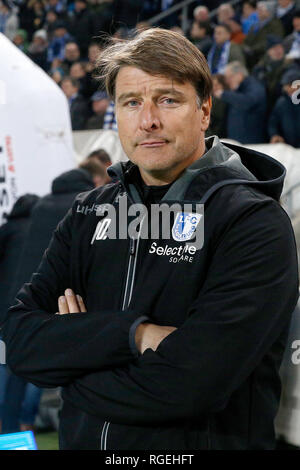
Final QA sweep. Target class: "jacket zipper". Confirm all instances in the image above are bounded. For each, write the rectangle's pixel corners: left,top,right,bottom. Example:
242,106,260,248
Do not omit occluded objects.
100,215,145,450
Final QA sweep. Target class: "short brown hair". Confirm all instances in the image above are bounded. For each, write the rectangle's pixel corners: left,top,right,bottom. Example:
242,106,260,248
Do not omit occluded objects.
79,157,107,179
95,28,212,103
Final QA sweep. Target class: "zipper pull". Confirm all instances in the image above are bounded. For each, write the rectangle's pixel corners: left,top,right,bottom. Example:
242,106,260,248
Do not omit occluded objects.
130,237,136,255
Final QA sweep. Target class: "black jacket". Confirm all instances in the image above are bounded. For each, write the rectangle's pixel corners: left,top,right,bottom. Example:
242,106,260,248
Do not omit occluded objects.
0,194,39,323
2,137,298,449
268,93,300,148
11,168,95,297
221,76,268,144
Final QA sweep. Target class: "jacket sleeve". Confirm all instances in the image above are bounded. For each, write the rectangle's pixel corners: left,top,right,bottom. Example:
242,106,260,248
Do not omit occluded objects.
62,200,299,425
1,204,147,388
268,100,282,138
221,85,264,111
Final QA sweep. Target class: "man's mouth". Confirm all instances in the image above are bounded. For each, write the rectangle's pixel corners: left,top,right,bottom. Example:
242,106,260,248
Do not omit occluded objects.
139,140,168,148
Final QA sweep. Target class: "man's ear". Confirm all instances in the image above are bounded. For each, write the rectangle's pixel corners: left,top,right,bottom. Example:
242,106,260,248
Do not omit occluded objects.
200,96,212,132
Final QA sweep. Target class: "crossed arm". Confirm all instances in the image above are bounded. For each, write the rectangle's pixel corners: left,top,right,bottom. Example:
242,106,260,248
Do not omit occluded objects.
57,288,177,355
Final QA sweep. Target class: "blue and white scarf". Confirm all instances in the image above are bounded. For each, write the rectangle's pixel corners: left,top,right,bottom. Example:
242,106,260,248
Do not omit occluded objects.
207,40,231,74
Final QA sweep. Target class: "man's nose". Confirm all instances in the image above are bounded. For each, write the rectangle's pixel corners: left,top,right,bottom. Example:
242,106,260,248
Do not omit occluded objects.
139,102,161,132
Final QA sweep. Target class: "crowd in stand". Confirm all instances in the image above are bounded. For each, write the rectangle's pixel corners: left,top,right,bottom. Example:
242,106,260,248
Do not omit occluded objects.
0,0,300,145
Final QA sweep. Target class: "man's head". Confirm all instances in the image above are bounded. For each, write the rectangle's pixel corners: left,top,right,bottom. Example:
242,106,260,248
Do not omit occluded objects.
224,61,249,90
278,0,294,8
53,21,68,38
79,157,110,187
96,28,212,185
65,42,80,62
293,9,300,32
193,5,210,22
70,62,86,79
191,21,211,40
75,0,87,12
242,1,257,18
281,69,300,96
257,2,273,21
266,35,285,61
87,149,112,167
61,77,80,98
214,24,231,45
217,3,235,23
91,91,109,115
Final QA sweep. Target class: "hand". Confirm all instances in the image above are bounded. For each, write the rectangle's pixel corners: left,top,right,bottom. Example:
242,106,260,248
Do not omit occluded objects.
270,135,285,144
135,323,177,354
57,288,87,314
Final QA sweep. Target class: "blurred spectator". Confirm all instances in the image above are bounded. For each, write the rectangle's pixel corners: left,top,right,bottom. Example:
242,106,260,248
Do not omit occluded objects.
61,40,81,74
241,0,259,34
268,68,300,147
103,100,118,131
44,0,66,15
17,0,45,40
47,20,73,63
0,194,39,433
83,41,104,98
217,3,235,24
0,194,39,327
61,76,90,130
284,9,300,60
190,20,213,57
43,8,59,40
12,28,29,52
213,61,267,143
243,1,284,68
206,73,228,138
0,0,19,40
27,29,48,71
1,159,108,434
207,23,245,74
49,57,65,83
87,148,112,168
252,35,291,108
276,0,296,36
67,0,95,57
193,5,210,23
85,91,110,130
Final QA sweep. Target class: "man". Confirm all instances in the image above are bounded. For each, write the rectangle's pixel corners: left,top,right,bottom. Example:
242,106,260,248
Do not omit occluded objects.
2,28,298,450
268,68,300,147
61,41,81,75
193,5,210,23
67,0,96,57
61,76,90,130
190,20,213,57
252,35,290,108
213,61,267,143
243,1,284,68
85,91,110,130
284,9,300,60
276,0,296,36
207,23,245,74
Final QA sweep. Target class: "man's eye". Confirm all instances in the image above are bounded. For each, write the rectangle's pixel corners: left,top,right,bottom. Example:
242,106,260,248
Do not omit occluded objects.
127,100,139,107
162,98,176,105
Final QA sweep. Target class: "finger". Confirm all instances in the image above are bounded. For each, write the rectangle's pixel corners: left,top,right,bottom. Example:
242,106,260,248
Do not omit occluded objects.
58,296,69,314
65,288,80,313
76,295,87,313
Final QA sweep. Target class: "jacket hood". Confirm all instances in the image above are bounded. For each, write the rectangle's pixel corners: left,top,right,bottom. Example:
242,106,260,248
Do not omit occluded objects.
108,136,286,203
51,168,95,194
6,193,39,220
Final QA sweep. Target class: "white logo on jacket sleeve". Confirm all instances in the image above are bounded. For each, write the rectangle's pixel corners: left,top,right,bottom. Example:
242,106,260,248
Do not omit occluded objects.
172,212,202,242
91,218,112,244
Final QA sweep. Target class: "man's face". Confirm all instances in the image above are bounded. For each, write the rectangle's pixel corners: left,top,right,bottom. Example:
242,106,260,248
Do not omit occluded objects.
115,66,211,184
191,22,204,39
214,26,231,45
278,0,292,7
88,44,101,63
293,17,300,32
224,69,243,90
257,5,270,21
267,43,285,60
92,98,109,114
61,80,78,98
65,43,80,61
